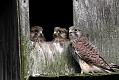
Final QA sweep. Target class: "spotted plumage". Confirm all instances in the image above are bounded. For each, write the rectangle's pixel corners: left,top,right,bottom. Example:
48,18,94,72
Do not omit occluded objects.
69,26,115,74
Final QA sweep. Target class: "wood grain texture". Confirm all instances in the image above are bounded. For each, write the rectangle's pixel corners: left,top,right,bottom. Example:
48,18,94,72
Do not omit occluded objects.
0,0,20,80
17,0,30,80
18,0,78,79
73,0,119,65
28,41,80,77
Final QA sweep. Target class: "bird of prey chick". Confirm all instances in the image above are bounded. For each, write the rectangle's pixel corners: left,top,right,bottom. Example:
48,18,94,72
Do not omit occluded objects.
29,26,47,76
52,27,69,54
30,26,45,42
69,26,115,74
53,27,68,46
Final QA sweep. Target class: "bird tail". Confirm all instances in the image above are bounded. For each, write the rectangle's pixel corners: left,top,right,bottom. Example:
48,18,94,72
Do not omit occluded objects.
105,63,119,73
104,69,115,73
102,66,115,73
109,63,119,69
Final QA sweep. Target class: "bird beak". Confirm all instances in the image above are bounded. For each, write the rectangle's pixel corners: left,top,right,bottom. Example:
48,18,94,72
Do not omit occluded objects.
40,31,42,34
37,31,44,37
53,31,58,37
54,31,57,34
40,33,44,37
69,29,73,34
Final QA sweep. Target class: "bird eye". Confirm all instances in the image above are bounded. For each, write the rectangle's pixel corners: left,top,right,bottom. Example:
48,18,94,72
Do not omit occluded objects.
74,29,78,31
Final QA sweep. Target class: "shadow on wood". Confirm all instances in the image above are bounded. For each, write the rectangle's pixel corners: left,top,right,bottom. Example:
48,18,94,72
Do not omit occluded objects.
29,73,119,80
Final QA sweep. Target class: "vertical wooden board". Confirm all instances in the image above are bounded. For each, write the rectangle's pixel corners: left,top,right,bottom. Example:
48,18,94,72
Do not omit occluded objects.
73,0,119,64
0,0,20,80
17,0,30,80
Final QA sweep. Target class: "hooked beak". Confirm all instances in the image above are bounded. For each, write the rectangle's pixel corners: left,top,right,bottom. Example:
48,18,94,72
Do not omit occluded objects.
40,33,44,37
69,30,75,38
38,31,44,37
53,31,58,37
69,29,73,34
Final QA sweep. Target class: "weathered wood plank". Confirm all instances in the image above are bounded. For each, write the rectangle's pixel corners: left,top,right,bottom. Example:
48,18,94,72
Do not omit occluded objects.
0,0,20,80
73,0,119,65
29,72,119,80
17,0,30,80
28,41,79,77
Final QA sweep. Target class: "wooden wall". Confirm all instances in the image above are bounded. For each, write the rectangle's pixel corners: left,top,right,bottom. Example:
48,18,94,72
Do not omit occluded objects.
1,0,119,80
0,0,20,80
73,0,119,65
17,0,30,80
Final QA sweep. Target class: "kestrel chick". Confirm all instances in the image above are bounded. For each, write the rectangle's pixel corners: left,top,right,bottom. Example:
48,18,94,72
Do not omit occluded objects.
69,26,115,74
53,27,68,42
30,26,45,42
52,27,69,54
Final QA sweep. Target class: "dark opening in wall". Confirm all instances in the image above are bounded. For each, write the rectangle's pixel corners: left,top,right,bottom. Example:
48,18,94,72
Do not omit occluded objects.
29,0,73,41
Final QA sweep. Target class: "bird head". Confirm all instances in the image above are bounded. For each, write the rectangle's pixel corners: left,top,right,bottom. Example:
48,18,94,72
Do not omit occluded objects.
30,26,45,42
69,26,82,40
53,27,68,39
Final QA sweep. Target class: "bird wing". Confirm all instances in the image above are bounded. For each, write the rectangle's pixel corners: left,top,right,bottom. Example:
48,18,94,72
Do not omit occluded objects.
71,36,113,71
